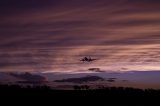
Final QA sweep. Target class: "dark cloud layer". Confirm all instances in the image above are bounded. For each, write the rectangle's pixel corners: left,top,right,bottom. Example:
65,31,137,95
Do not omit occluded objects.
0,0,160,72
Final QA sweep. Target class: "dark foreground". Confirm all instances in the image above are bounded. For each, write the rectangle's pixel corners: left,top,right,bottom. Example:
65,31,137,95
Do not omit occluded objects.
0,85,160,106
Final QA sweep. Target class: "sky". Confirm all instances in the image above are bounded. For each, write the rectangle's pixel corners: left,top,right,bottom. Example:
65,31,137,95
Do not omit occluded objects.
0,0,160,73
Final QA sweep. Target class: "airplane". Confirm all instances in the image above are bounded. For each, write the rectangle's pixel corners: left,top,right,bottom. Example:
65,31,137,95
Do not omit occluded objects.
80,56,97,62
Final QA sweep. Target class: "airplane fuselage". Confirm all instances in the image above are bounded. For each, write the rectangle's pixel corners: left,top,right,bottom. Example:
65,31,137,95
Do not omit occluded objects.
80,57,97,62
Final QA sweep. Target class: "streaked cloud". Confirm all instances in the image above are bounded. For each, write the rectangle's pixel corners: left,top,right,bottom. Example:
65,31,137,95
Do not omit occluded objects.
0,0,160,73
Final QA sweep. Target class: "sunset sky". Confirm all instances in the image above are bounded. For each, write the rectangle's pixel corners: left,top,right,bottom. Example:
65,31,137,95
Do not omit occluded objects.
0,0,160,73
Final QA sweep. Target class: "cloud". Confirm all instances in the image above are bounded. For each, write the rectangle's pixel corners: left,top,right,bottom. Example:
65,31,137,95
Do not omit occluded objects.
0,0,160,72
10,72,47,82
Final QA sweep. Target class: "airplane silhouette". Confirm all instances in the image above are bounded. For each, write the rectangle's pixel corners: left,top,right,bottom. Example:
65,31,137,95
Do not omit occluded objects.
80,56,97,62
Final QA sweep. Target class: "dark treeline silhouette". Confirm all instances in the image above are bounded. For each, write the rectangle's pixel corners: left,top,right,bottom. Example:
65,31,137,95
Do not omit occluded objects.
0,84,160,106
73,85,90,90
0,84,51,91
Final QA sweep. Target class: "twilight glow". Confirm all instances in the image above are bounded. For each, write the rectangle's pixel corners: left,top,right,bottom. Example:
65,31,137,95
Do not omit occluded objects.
0,0,160,73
